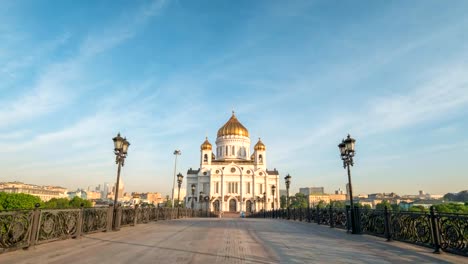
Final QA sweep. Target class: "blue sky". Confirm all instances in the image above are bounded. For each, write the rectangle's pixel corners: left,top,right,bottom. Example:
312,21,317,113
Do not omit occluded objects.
1,0,467,196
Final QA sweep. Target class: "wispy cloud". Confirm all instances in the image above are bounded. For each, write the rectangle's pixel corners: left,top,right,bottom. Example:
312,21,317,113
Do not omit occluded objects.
0,0,167,131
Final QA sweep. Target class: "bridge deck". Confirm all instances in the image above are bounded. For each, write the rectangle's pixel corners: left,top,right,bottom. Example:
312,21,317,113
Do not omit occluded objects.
2,218,463,264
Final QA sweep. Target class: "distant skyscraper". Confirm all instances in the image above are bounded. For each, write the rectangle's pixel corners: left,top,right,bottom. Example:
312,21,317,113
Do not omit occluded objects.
299,187,324,195
103,182,110,199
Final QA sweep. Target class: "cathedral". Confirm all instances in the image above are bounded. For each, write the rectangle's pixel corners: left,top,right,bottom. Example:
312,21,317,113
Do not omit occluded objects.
185,112,280,214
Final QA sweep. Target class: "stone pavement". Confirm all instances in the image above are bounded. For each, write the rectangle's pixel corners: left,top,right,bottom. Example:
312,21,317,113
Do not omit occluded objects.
1,218,464,264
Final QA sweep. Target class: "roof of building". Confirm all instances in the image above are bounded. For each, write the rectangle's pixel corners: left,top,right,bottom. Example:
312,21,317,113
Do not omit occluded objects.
217,112,249,138
187,168,200,174
266,169,279,175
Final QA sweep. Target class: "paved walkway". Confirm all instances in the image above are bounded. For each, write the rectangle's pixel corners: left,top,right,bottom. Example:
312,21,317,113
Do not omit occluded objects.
1,218,464,264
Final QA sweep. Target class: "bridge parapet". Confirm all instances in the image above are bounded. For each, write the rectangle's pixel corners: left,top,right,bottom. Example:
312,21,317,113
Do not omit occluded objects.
248,206,468,257
0,205,202,254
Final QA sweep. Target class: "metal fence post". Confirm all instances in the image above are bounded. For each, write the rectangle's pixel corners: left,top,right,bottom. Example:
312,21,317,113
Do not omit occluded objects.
384,206,392,241
430,206,441,254
74,204,84,239
113,205,122,231
29,203,41,248
133,205,139,226
353,205,361,234
316,206,320,225
106,204,113,232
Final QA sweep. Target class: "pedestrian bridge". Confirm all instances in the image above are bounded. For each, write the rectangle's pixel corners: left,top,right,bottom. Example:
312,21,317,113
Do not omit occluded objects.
1,217,464,263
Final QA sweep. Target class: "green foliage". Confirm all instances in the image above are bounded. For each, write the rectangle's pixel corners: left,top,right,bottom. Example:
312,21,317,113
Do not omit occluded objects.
0,192,93,211
0,192,42,210
391,204,400,212
316,200,327,209
376,200,392,211
163,199,173,208
330,200,345,208
280,195,287,209
69,196,92,208
408,205,427,212
43,198,71,209
433,203,468,214
290,193,308,209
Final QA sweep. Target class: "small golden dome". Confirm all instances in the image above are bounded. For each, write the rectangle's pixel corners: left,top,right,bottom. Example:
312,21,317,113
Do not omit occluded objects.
254,138,266,151
200,137,212,150
250,154,254,161
217,112,249,138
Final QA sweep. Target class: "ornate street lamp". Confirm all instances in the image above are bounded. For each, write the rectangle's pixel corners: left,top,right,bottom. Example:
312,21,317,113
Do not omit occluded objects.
191,184,196,210
172,150,181,208
263,192,266,218
199,191,204,213
284,174,291,219
338,134,357,234
271,185,276,218
112,133,130,212
204,196,209,217
177,173,184,218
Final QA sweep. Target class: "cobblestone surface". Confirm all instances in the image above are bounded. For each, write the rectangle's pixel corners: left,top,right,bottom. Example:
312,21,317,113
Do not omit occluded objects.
0,218,464,263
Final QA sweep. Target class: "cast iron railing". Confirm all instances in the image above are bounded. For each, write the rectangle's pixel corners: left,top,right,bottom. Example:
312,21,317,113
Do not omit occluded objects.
249,206,468,257
0,205,202,254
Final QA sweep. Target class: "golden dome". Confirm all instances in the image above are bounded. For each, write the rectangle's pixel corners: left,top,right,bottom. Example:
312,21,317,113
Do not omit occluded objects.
250,153,255,161
217,112,249,138
200,137,212,150
254,138,266,151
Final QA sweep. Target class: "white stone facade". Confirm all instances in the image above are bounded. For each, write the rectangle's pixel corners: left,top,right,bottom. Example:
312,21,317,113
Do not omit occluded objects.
185,113,280,213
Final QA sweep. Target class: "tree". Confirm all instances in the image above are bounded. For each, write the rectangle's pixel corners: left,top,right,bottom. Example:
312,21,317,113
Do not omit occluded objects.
280,195,287,209
316,200,327,209
43,198,71,209
330,200,345,208
376,200,392,211
163,199,173,208
69,196,92,208
434,203,468,214
290,193,308,209
409,205,427,212
0,192,42,210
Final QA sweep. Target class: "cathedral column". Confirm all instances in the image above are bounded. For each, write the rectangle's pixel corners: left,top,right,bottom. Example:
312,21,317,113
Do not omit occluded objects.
221,173,224,211
240,171,243,212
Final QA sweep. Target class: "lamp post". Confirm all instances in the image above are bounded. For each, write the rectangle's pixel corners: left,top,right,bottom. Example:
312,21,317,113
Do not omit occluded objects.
112,133,130,212
284,174,291,219
263,192,266,218
204,196,209,217
191,184,196,210
176,173,184,218
199,191,204,216
338,134,357,234
271,185,276,218
172,150,181,208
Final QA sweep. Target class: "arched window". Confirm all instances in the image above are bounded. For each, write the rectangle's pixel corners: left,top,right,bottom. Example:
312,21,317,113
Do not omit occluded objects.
203,154,208,162
225,146,228,156
259,154,263,163
232,146,235,155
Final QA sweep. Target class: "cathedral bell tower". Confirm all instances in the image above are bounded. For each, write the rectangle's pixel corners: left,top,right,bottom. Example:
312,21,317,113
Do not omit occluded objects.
200,137,213,166
253,138,266,168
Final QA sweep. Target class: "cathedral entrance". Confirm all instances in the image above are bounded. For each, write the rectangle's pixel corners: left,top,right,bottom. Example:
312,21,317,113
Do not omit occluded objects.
246,200,252,213
229,199,237,212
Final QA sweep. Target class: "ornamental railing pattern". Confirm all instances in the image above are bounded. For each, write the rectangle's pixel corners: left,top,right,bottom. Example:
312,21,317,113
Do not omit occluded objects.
82,208,109,234
37,209,81,244
0,206,199,254
249,206,468,257
0,210,34,252
438,213,468,256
